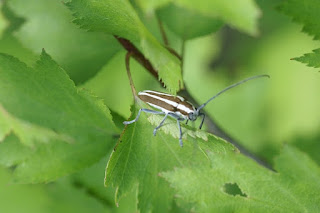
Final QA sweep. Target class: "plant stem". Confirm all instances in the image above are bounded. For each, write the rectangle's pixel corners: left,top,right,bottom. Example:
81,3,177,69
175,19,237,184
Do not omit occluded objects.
125,52,137,97
157,18,169,46
115,36,159,80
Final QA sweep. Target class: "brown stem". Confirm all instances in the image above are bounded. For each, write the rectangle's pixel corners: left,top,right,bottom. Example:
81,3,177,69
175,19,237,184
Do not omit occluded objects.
115,36,273,171
125,52,137,97
156,18,182,60
166,46,182,61
157,18,169,46
115,36,159,80
180,40,185,74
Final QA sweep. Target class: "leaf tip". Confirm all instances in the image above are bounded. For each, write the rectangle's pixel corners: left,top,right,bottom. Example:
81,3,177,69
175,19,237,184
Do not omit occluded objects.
40,48,51,59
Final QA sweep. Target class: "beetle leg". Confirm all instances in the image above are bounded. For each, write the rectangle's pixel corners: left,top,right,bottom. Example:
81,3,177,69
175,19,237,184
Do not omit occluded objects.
177,119,183,147
153,113,169,136
199,113,206,129
167,113,186,147
123,108,165,125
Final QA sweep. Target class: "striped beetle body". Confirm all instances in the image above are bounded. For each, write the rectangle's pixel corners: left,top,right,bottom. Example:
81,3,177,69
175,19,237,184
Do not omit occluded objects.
139,90,197,120
124,75,269,147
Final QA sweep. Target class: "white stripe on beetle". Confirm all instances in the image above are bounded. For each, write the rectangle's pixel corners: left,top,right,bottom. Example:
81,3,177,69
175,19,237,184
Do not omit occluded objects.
139,92,194,114
141,90,185,101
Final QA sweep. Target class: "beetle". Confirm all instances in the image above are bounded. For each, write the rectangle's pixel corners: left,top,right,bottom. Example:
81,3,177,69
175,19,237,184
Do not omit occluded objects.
124,74,269,147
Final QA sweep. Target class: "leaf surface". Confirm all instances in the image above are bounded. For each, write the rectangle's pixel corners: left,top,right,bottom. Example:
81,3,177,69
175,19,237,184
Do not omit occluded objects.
0,51,117,183
135,0,171,14
278,0,320,40
292,48,320,70
105,102,234,212
0,134,33,167
0,2,38,66
0,2,9,38
162,145,320,212
174,0,261,36
157,3,223,40
8,0,121,83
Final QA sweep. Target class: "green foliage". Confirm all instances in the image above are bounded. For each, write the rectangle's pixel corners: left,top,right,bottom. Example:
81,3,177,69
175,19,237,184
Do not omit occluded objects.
0,135,33,167
135,0,171,14
0,0,319,212
0,2,9,37
157,3,223,40
0,2,38,66
136,0,260,36
277,0,320,40
0,50,117,183
292,134,320,165
278,0,320,70
292,48,320,69
105,102,233,212
106,101,320,212
7,0,120,84
174,0,261,36
162,146,320,212
0,1,24,34
0,104,73,147
66,0,182,94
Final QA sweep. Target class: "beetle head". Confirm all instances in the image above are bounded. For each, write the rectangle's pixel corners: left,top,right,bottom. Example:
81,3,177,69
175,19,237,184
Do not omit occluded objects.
188,110,198,121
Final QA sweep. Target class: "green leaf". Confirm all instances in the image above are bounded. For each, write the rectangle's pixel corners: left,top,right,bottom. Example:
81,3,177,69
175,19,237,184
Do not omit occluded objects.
0,104,74,147
66,0,182,94
0,50,118,183
136,0,260,36
162,145,320,212
0,2,38,66
0,34,38,66
7,0,121,84
174,0,261,36
0,134,33,167
105,101,234,212
278,0,320,40
292,48,320,70
135,0,171,15
292,134,320,165
0,1,24,35
71,155,117,208
71,153,138,211
0,2,9,38
157,3,224,40
110,110,127,131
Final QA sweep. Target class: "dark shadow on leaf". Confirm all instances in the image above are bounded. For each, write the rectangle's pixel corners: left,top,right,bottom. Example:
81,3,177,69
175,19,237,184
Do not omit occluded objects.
71,179,114,208
223,183,247,197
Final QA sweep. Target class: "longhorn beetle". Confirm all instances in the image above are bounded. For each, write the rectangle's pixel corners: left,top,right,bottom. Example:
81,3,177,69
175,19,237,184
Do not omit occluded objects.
124,74,269,147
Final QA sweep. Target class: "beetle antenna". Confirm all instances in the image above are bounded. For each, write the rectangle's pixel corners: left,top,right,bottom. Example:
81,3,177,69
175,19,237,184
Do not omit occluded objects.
197,74,270,111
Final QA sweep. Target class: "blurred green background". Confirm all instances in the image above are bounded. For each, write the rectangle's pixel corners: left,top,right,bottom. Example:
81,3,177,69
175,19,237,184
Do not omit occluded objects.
0,0,319,212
